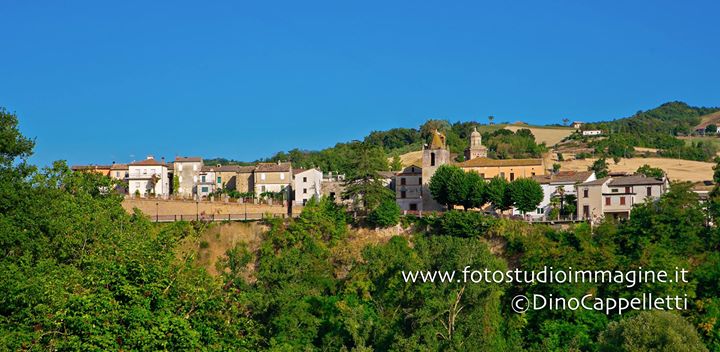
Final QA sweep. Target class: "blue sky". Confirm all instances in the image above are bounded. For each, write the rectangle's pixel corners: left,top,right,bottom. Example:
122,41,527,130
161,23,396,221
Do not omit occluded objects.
2,0,719,166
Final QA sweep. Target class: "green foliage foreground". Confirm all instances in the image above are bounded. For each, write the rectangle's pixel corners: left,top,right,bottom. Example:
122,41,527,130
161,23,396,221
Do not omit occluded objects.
2,110,720,351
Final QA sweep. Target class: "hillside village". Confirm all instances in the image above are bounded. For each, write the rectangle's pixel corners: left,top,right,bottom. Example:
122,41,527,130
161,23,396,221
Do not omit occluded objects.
72,116,713,224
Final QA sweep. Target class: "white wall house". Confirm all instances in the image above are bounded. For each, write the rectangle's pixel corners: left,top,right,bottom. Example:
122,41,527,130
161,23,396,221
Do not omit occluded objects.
294,168,323,205
582,130,602,136
513,171,596,220
197,165,218,198
173,156,203,198
128,156,170,198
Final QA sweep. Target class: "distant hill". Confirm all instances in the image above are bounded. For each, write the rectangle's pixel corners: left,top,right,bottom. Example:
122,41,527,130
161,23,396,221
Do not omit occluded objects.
696,111,720,130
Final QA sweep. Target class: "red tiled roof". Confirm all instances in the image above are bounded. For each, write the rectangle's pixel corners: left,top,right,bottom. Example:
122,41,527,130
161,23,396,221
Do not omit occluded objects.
174,156,202,162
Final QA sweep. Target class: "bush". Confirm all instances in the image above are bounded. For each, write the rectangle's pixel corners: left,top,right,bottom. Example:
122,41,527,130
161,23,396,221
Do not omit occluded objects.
366,199,401,228
598,311,708,352
436,210,496,238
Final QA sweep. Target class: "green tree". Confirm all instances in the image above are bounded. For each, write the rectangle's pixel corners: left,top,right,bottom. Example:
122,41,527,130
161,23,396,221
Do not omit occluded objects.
428,164,466,209
706,124,718,134
367,198,401,228
636,164,665,178
461,171,486,210
589,158,609,178
342,142,393,210
598,311,708,352
172,174,180,194
485,176,513,213
390,155,403,171
508,178,543,214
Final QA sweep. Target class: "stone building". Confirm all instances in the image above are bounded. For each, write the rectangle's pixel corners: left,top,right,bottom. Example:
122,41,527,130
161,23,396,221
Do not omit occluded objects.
464,127,488,160
421,130,451,211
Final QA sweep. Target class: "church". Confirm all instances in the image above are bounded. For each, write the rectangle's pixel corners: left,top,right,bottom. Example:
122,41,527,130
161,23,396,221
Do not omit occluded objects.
394,127,546,211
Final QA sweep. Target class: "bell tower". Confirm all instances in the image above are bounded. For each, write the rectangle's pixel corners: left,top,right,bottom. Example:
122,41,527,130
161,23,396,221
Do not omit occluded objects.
421,130,450,211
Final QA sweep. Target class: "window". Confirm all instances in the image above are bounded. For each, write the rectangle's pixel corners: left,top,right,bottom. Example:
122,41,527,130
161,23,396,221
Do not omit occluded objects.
303,188,307,194
510,173,515,181
401,191,406,198
583,205,589,218
531,172,536,176
116,171,120,177
409,203,417,211
611,188,618,193
605,197,611,206
303,199,307,205
620,196,626,205
201,186,208,193
500,172,505,179
583,189,589,198
647,186,652,196
430,152,436,166
217,176,222,184
201,175,206,182
400,177,406,185
303,177,307,182
536,208,543,214
480,173,485,179
624,186,630,193
261,186,266,192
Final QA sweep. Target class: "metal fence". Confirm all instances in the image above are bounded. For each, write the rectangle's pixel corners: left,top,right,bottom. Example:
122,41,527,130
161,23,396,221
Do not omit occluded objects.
146,213,296,223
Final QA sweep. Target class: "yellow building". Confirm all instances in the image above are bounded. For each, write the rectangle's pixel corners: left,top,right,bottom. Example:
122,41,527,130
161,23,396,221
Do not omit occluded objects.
456,157,545,181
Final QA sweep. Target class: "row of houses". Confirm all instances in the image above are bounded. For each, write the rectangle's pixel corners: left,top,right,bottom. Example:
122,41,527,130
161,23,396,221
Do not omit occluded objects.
73,127,671,222
72,157,337,206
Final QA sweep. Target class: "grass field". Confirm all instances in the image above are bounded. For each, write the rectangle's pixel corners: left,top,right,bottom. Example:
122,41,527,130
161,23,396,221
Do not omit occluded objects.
559,157,714,183
679,136,720,148
504,125,574,147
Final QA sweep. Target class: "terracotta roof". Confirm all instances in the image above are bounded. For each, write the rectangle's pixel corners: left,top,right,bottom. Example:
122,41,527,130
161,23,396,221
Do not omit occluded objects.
129,158,166,167
71,165,112,171
293,168,306,175
532,171,594,184
110,163,128,170
175,156,202,162
580,177,611,186
609,175,666,186
458,157,543,168
216,165,255,173
256,162,291,172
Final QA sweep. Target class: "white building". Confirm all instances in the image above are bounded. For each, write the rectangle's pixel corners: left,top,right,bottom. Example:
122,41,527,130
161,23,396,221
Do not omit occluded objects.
582,130,602,136
173,156,203,198
395,165,422,211
197,165,219,198
513,171,596,220
294,168,323,205
128,156,170,198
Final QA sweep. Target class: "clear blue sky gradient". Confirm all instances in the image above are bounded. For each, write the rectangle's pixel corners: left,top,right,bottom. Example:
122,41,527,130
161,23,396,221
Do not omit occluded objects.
2,0,719,166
